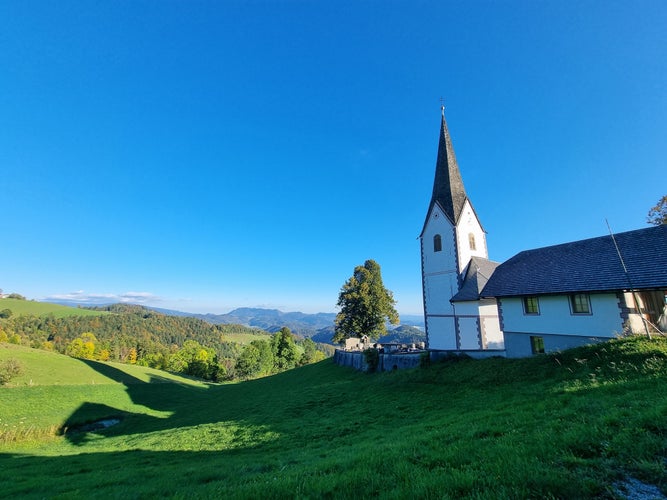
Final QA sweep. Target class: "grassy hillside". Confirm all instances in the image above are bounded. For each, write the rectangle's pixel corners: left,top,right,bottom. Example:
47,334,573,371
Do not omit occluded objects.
0,298,106,318
218,332,271,345
1,337,666,498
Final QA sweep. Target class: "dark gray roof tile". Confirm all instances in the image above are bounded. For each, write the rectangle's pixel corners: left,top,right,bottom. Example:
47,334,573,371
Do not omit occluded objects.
421,111,471,235
481,225,667,297
451,256,500,302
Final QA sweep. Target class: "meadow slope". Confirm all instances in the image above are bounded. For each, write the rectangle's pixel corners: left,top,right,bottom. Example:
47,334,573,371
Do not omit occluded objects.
0,298,107,318
1,337,666,498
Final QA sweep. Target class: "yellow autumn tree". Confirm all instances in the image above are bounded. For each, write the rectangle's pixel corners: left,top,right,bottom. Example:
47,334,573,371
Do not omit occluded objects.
66,333,98,359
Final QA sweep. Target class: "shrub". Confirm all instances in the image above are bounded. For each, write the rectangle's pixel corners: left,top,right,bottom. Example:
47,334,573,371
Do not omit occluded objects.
363,348,380,373
419,351,431,368
0,358,24,385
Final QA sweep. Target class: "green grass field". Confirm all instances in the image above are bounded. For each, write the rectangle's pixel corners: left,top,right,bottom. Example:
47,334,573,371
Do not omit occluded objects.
219,332,272,345
1,337,666,498
0,298,107,318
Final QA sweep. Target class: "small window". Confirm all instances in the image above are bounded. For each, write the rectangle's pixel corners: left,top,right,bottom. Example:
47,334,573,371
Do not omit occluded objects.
522,296,540,315
433,234,442,252
530,336,545,354
570,293,591,314
468,233,476,251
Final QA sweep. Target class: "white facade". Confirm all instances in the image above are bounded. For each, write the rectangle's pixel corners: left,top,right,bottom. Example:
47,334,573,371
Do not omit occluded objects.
421,200,502,351
501,294,624,337
455,200,488,272
498,292,659,357
421,204,458,349
454,299,505,349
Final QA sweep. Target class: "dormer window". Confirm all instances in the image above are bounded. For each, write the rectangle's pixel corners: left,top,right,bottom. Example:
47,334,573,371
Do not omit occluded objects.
433,234,442,252
468,233,476,251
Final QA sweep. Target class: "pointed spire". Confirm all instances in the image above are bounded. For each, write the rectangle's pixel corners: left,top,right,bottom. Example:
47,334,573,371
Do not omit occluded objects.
430,107,468,224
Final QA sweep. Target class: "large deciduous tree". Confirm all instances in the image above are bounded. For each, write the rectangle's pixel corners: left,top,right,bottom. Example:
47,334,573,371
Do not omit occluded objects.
271,327,298,371
168,340,220,380
333,259,399,343
236,339,274,379
647,195,667,225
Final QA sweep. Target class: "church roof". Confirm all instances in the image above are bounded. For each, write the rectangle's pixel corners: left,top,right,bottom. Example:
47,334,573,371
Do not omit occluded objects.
451,256,500,302
481,225,667,298
427,109,468,225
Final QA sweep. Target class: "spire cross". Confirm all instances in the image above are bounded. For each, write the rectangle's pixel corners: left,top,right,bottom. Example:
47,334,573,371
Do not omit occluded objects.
440,97,445,115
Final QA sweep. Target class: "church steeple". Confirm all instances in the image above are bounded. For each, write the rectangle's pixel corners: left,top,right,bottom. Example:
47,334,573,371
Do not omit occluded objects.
429,107,468,225
420,107,500,353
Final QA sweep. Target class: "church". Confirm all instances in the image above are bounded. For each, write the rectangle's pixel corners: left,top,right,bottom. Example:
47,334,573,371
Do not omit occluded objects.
420,109,667,358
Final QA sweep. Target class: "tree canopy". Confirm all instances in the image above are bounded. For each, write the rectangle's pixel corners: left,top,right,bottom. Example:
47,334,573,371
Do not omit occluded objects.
647,195,667,225
333,259,399,343
0,305,331,382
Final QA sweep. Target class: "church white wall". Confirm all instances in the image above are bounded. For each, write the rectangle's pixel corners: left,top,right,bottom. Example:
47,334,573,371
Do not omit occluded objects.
479,300,504,349
421,202,500,353
422,204,459,350
455,200,488,272
427,316,457,350
421,205,457,276
500,294,623,338
458,317,481,349
504,332,614,358
423,274,456,315
453,300,504,350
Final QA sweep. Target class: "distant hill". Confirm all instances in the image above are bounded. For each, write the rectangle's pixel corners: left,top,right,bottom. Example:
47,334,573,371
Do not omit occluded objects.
311,325,426,345
310,326,335,344
197,308,337,334
157,307,425,343
1,298,107,318
40,299,425,344
378,325,426,344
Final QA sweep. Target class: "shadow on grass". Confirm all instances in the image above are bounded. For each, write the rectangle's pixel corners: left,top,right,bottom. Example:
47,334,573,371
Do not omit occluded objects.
0,448,290,498
60,359,212,445
0,360,373,497
58,358,348,449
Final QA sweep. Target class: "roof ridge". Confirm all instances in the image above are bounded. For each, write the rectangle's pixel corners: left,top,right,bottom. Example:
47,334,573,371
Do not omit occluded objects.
511,225,665,257
482,225,667,298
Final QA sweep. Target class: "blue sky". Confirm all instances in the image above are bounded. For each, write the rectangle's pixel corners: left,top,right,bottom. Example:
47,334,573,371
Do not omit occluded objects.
2,1,666,316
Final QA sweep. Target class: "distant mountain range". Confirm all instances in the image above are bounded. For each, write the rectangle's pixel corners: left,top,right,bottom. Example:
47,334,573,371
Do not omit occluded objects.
46,300,425,345
152,307,425,343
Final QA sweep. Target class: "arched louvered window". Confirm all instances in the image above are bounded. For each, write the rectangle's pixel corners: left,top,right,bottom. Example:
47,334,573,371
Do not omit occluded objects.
468,233,476,251
433,234,442,252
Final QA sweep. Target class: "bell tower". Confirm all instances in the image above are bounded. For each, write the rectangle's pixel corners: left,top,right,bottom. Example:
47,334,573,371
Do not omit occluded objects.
420,107,491,350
